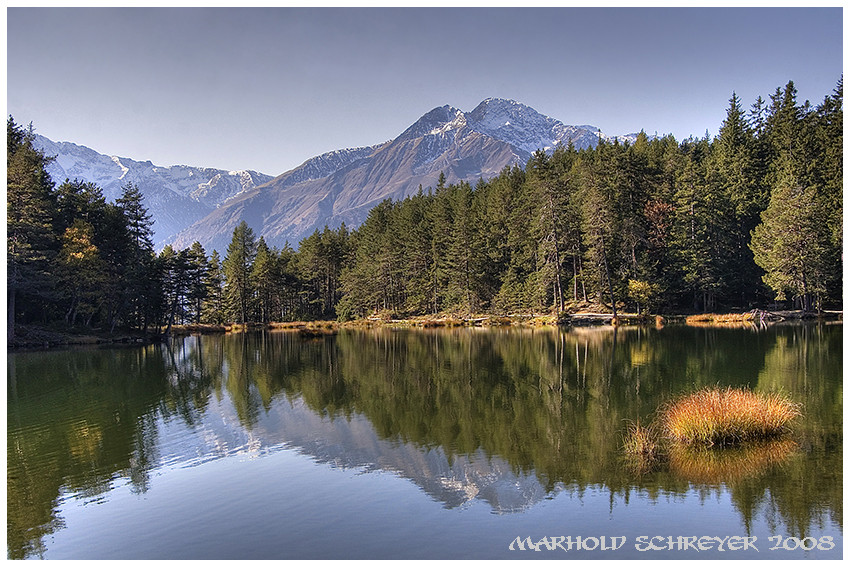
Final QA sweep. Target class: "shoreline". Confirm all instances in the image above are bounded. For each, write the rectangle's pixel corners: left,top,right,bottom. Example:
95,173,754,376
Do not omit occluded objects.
7,309,842,351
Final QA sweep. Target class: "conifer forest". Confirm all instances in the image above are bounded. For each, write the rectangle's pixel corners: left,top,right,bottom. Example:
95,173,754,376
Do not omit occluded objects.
7,80,843,339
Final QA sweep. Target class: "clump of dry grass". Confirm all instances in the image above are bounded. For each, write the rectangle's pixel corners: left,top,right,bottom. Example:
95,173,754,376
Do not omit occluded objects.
622,387,802,480
660,387,801,447
623,422,658,458
623,421,661,474
686,313,746,323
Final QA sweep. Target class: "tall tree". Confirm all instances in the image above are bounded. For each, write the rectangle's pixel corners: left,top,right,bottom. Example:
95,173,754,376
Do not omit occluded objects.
527,150,568,312
711,92,766,307
115,181,156,331
223,221,257,323
577,147,619,316
250,237,276,323
7,117,57,340
56,219,106,326
750,181,832,311
201,250,225,324
186,241,209,324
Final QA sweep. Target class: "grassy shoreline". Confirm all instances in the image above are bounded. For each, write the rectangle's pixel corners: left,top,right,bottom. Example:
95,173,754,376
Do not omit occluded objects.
8,308,842,350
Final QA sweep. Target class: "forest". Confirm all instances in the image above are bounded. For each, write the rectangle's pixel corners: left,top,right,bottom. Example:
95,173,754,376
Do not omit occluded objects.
7,79,843,339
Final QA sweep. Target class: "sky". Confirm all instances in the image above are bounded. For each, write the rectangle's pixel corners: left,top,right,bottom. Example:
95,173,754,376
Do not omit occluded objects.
6,6,844,176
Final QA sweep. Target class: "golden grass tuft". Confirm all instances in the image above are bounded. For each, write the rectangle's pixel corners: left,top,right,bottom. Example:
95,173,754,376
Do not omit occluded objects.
660,387,801,447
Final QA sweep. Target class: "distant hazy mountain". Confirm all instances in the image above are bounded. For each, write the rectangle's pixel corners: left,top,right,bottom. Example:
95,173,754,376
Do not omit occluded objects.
33,134,275,249
34,99,643,252
172,98,639,252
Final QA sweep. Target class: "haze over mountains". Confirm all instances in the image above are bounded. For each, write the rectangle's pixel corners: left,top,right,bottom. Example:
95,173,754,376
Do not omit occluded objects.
35,98,642,252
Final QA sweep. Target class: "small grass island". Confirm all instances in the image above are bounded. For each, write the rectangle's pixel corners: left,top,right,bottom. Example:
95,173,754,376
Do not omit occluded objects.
625,387,802,475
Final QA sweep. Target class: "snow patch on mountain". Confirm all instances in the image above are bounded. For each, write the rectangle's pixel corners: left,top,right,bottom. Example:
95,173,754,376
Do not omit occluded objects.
33,134,274,248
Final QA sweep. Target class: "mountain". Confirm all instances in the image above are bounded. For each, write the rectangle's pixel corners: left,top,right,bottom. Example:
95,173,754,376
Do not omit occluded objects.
33,134,276,249
33,99,644,253
171,98,637,252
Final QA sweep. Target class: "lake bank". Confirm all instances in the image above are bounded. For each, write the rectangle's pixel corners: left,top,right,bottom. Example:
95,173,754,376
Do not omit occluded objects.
8,309,842,350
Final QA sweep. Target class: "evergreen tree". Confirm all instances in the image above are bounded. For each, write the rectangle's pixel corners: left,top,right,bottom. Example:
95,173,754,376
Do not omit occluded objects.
115,181,157,331
398,189,437,314
250,237,276,323
201,250,225,324
750,181,833,311
7,117,57,339
668,137,730,311
223,221,257,323
711,92,767,307
445,181,478,313
338,201,400,317
186,241,209,324
54,179,108,236
577,148,618,315
527,150,568,312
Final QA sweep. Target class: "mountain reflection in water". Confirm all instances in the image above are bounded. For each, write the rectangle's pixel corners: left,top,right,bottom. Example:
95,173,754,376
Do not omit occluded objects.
7,324,842,559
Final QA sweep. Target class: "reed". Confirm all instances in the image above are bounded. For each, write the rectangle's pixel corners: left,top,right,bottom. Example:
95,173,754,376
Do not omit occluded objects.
623,421,661,474
623,422,658,457
660,387,801,447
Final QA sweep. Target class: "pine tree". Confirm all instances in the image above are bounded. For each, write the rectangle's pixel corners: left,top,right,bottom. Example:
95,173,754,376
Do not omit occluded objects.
671,137,733,312
750,181,832,311
812,77,843,300
527,150,568,312
7,117,57,340
577,148,618,316
115,181,156,331
251,237,276,323
711,92,766,307
445,181,478,313
201,250,225,324
116,182,154,253
186,241,209,324
223,221,257,323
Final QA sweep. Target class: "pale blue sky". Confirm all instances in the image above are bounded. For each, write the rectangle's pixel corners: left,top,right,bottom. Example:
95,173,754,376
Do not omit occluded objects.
7,7,844,175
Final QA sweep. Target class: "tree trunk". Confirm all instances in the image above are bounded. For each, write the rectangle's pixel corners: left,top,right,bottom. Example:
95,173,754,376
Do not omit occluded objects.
599,234,617,318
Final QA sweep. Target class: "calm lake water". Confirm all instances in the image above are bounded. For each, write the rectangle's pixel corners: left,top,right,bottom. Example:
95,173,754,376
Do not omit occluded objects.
7,323,842,559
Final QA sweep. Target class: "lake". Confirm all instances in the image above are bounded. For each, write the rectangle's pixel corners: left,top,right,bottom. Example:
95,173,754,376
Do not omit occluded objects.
7,323,842,559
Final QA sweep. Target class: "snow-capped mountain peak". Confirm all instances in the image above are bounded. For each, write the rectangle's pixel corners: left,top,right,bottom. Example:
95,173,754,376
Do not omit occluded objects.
397,105,466,142
35,98,648,253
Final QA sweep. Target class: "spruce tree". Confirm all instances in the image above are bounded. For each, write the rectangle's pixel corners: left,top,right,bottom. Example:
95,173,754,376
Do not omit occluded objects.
750,181,832,311
186,241,209,324
7,117,57,340
115,181,156,330
251,237,275,323
223,221,257,323
202,250,225,324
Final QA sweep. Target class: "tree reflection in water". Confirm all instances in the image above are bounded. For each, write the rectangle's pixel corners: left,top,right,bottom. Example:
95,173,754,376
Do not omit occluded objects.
7,324,842,558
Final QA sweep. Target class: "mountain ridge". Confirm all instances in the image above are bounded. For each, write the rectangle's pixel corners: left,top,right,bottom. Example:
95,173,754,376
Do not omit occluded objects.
34,98,645,252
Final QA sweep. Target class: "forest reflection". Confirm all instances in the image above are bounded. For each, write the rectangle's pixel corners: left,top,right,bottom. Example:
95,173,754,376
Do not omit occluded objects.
7,324,842,558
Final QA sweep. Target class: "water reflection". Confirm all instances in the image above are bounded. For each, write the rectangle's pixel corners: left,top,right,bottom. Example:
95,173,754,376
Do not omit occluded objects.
7,324,842,558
